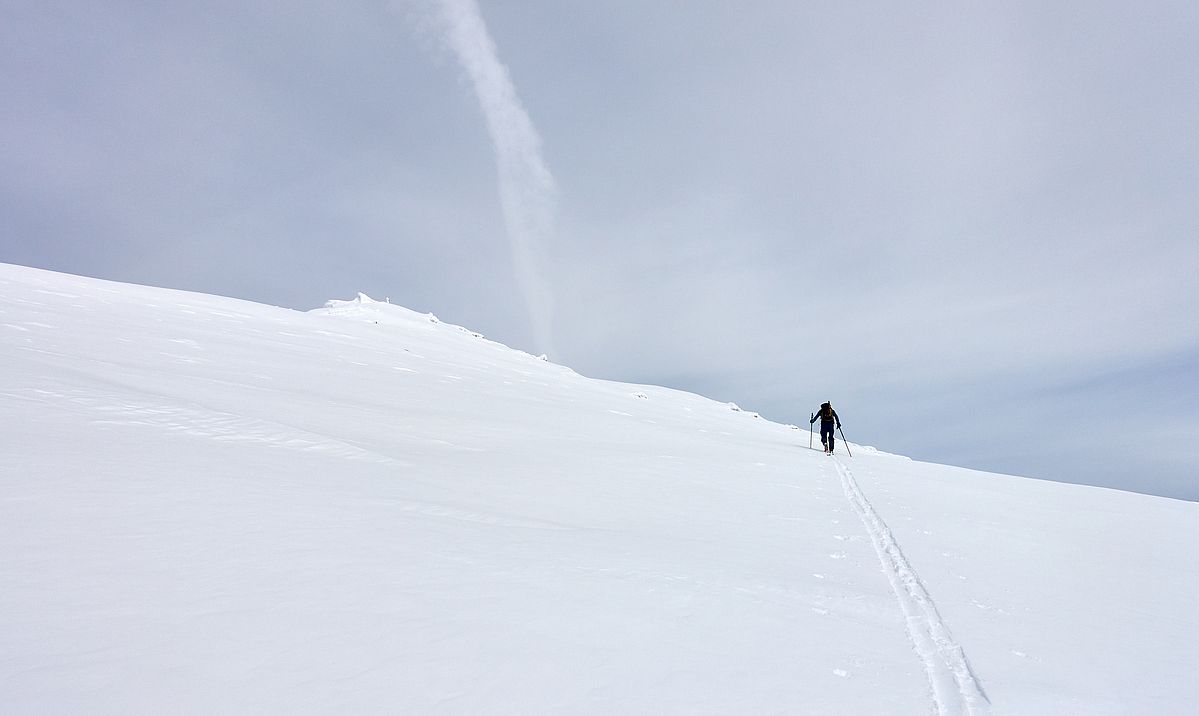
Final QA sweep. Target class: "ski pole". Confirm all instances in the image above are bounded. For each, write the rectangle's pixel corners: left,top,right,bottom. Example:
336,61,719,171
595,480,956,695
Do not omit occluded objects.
809,414,814,450
838,426,852,457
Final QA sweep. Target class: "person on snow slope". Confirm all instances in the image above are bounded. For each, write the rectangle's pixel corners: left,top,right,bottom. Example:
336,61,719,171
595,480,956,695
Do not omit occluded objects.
810,402,842,455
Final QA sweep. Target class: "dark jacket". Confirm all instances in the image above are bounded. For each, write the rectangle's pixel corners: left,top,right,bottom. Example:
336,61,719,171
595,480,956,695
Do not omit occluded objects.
811,404,841,428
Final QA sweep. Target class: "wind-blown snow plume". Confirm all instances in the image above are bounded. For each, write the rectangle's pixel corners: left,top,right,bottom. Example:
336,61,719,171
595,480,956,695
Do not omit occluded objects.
429,0,558,357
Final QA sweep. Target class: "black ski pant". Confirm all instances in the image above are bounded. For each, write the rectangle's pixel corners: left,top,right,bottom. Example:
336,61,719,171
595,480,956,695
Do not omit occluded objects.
820,422,835,450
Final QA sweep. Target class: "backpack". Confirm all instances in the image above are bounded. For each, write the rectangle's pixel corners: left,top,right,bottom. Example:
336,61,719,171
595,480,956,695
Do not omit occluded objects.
821,403,833,420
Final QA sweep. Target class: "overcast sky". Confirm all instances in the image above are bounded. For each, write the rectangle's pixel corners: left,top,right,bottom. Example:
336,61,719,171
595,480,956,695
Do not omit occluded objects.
3,1,1197,500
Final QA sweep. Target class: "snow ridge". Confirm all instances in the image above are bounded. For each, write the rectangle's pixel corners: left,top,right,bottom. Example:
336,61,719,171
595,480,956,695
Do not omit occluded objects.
15,385,410,466
834,459,991,715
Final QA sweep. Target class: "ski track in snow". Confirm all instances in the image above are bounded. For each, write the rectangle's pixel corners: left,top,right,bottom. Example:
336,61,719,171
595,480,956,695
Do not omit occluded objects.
833,458,991,715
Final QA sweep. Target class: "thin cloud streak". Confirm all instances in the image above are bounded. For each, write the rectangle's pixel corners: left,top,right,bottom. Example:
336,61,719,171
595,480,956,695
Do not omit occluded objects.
428,0,558,357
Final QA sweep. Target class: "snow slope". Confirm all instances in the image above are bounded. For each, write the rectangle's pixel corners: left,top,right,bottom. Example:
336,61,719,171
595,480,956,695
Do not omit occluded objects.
2,262,1196,714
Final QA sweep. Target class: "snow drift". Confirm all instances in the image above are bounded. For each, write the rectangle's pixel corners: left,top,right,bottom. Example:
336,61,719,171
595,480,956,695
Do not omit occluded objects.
2,263,1196,714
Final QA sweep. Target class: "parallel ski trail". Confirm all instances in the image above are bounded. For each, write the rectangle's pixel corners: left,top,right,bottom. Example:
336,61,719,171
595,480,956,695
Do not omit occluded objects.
833,458,990,715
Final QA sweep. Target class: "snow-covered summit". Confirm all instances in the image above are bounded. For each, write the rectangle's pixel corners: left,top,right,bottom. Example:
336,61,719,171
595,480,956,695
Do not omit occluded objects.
318,291,439,325
2,262,1197,714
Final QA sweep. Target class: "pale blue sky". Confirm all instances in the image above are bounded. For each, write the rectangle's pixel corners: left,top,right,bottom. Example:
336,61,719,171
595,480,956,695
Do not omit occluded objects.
2,1,1196,499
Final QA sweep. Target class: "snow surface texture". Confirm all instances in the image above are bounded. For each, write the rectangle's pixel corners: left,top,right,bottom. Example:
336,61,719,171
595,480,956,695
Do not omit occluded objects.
2,262,1197,714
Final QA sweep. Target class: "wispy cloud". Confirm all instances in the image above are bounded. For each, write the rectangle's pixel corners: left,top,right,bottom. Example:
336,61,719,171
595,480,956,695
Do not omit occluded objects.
423,0,558,357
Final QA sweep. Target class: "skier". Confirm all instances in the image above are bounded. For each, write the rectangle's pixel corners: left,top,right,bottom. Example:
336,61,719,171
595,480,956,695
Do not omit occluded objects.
810,402,842,454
